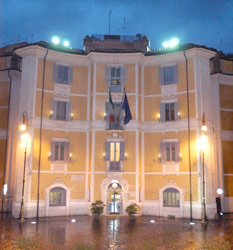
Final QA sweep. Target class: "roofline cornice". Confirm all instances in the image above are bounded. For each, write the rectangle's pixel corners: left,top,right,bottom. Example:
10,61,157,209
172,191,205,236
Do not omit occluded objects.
15,45,90,66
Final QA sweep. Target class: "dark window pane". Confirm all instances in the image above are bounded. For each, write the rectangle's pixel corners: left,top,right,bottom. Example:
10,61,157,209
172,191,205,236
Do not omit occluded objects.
166,143,170,161
60,145,64,161
163,188,180,207
165,104,170,121
55,144,59,160
170,103,175,120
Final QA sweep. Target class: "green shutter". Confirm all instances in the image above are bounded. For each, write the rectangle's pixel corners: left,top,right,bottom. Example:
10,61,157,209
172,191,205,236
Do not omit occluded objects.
159,67,164,85
173,65,178,84
68,67,73,85
160,142,166,162
53,64,59,83
120,141,125,161
105,66,111,84
66,101,72,121
105,141,110,161
159,103,165,122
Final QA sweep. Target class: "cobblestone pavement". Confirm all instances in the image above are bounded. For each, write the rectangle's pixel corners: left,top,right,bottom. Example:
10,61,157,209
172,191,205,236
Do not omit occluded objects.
0,214,233,249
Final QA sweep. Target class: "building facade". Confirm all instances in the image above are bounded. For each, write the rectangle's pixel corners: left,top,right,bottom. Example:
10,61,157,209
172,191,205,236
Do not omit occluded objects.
0,35,232,219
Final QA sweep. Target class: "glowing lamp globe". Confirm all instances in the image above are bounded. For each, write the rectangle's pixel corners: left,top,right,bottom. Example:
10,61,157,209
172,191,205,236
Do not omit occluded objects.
63,40,70,47
52,36,60,45
217,188,223,195
169,38,179,47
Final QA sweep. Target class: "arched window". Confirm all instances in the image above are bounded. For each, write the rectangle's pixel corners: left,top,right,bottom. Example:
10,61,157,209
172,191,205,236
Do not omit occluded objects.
163,188,180,207
49,187,66,206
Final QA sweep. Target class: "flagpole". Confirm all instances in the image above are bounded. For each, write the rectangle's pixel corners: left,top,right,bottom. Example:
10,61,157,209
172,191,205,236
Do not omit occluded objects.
118,88,126,129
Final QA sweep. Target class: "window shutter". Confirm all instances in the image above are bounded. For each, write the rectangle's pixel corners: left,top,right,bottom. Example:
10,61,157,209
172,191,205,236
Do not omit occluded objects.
105,66,111,84
68,67,73,85
120,141,125,161
159,103,165,122
53,64,59,83
51,100,57,120
105,102,110,121
173,65,178,84
121,66,126,84
66,101,72,121
159,67,164,85
50,141,56,161
64,142,70,162
174,102,178,121
105,142,110,161
175,142,180,162
160,142,166,162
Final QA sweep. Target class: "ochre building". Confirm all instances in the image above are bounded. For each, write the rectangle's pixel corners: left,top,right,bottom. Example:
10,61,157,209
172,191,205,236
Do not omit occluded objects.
0,35,232,220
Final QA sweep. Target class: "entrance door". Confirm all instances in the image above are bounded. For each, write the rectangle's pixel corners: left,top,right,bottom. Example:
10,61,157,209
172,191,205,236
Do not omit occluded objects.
108,183,122,214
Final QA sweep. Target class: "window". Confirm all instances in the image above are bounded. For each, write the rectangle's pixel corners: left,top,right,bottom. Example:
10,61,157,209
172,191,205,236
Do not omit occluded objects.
111,67,121,85
53,64,73,84
163,188,180,207
159,65,178,85
160,141,180,162
51,100,72,121
165,103,175,121
105,66,126,92
50,141,70,162
105,141,125,171
49,187,66,206
159,102,178,122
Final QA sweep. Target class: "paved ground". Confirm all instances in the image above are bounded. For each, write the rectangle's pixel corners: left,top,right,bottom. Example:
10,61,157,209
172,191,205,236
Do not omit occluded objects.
0,214,233,249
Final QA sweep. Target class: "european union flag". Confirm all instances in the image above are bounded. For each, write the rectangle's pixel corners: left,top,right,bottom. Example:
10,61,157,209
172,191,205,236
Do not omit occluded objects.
122,93,132,125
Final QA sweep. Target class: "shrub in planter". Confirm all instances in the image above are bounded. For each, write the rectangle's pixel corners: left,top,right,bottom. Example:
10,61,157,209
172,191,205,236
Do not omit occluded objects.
90,200,105,219
125,203,140,219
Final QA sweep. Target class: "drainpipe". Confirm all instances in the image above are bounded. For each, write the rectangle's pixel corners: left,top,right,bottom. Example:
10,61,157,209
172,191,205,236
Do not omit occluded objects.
183,50,193,222
1,69,12,214
36,49,48,219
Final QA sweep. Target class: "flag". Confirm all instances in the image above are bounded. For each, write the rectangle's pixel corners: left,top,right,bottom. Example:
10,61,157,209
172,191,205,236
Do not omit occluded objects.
109,91,114,110
122,92,132,125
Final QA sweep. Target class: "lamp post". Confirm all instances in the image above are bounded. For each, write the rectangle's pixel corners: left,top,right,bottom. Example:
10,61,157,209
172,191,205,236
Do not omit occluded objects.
18,112,29,221
200,112,207,223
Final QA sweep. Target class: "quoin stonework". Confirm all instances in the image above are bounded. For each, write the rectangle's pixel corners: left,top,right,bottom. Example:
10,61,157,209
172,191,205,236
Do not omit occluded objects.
0,34,232,219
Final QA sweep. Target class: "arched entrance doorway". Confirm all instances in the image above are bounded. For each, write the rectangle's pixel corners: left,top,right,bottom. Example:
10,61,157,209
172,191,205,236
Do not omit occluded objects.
107,182,123,215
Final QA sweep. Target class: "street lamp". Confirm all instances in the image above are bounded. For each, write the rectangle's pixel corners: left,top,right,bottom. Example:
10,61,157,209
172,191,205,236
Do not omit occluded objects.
18,111,29,221
200,112,207,223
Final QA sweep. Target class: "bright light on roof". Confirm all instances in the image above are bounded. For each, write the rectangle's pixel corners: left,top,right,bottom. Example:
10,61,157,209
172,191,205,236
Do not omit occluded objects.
63,40,70,47
52,36,60,45
162,41,169,48
169,38,179,47
162,38,179,48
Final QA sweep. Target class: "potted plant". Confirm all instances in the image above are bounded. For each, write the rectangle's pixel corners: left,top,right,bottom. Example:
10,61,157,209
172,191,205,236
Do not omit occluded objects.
90,200,105,220
125,203,140,220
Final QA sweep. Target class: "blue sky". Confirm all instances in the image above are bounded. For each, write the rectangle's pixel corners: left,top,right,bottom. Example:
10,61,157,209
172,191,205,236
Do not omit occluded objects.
1,0,233,53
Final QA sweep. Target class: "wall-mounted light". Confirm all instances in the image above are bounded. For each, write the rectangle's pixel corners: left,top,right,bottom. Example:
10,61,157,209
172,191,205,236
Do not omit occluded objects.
69,153,73,161
158,153,161,162
178,112,181,120
157,114,160,121
124,153,128,161
50,111,53,119
104,112,106,120
48,152,51,160
179,153,182,161
71,113,74,121
103,153,106,160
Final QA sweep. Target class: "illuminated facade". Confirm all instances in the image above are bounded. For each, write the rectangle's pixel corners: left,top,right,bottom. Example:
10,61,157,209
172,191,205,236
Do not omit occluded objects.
0,36,232,219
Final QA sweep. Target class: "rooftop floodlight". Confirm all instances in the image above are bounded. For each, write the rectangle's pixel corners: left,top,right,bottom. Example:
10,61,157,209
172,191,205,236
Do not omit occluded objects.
169,38,179,47
52,36,60,45
63,40,70,47
162,41,169,48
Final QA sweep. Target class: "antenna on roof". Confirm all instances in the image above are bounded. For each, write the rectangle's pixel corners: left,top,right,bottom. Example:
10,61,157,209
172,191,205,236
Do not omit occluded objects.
118,17,131,40
109,9,112,35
